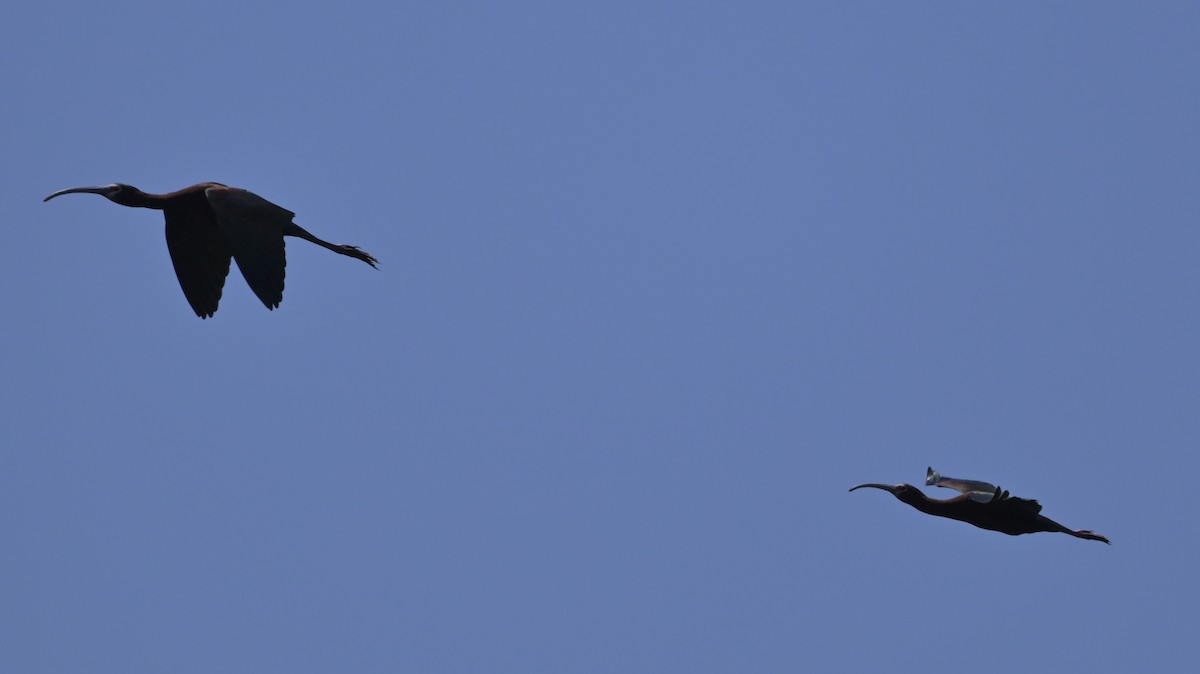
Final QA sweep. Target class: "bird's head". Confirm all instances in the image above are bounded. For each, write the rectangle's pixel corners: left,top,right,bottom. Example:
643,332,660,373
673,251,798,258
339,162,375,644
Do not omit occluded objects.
44,183,143,207
849,482,923,505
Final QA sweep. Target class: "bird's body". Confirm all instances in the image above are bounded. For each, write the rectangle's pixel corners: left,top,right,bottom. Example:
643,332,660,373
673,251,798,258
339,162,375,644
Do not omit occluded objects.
44,182,377,318
850,469,1110,544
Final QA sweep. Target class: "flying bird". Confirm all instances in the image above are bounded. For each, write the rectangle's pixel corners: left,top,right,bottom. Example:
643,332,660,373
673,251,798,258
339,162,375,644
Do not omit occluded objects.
850,467,1110,543
44,182,378,318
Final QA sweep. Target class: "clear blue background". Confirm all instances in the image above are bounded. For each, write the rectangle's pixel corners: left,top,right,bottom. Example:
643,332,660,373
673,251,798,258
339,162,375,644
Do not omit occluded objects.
2,2,1196,671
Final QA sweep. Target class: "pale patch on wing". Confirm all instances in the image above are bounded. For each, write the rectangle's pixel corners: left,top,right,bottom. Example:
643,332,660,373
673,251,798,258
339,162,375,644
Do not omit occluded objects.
926,467,999,503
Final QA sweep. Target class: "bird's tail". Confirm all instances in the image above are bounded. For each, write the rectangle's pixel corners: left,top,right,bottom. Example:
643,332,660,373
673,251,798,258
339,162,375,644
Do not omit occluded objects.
1067,529,1111,545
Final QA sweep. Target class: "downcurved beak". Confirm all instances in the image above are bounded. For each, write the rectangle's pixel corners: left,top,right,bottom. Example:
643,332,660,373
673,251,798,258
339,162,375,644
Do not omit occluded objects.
44,186,111,202
848,483,898,493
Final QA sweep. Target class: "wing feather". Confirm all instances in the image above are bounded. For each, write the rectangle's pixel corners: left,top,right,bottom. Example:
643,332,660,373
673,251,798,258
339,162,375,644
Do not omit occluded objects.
205,187,291,310
927,467,999,503
988,487,1044,514
164,207,232,318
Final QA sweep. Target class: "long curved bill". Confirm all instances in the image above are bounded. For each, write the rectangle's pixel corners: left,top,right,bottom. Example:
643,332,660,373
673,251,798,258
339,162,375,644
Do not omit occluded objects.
848,483,898,493
44,186,111,202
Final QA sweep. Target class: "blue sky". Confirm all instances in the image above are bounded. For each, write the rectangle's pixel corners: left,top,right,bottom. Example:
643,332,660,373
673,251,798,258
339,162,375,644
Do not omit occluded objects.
2,1,1197,671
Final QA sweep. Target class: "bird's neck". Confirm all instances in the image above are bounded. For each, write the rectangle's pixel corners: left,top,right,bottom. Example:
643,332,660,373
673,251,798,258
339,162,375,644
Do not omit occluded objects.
900,492,942,516
109,189,170,210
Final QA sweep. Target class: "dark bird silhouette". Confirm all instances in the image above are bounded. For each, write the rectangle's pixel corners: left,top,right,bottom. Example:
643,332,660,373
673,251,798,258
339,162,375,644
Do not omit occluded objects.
44,182,378,318
850,467,1110,544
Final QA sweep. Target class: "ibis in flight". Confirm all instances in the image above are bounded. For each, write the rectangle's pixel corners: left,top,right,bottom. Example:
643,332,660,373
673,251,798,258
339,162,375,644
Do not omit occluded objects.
44,182,378,318
850,467,1110,544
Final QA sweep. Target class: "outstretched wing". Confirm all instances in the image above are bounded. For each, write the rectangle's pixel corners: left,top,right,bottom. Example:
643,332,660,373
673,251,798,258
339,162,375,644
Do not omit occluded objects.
164,207,233,318
927,467,998,503
205,186,291,310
